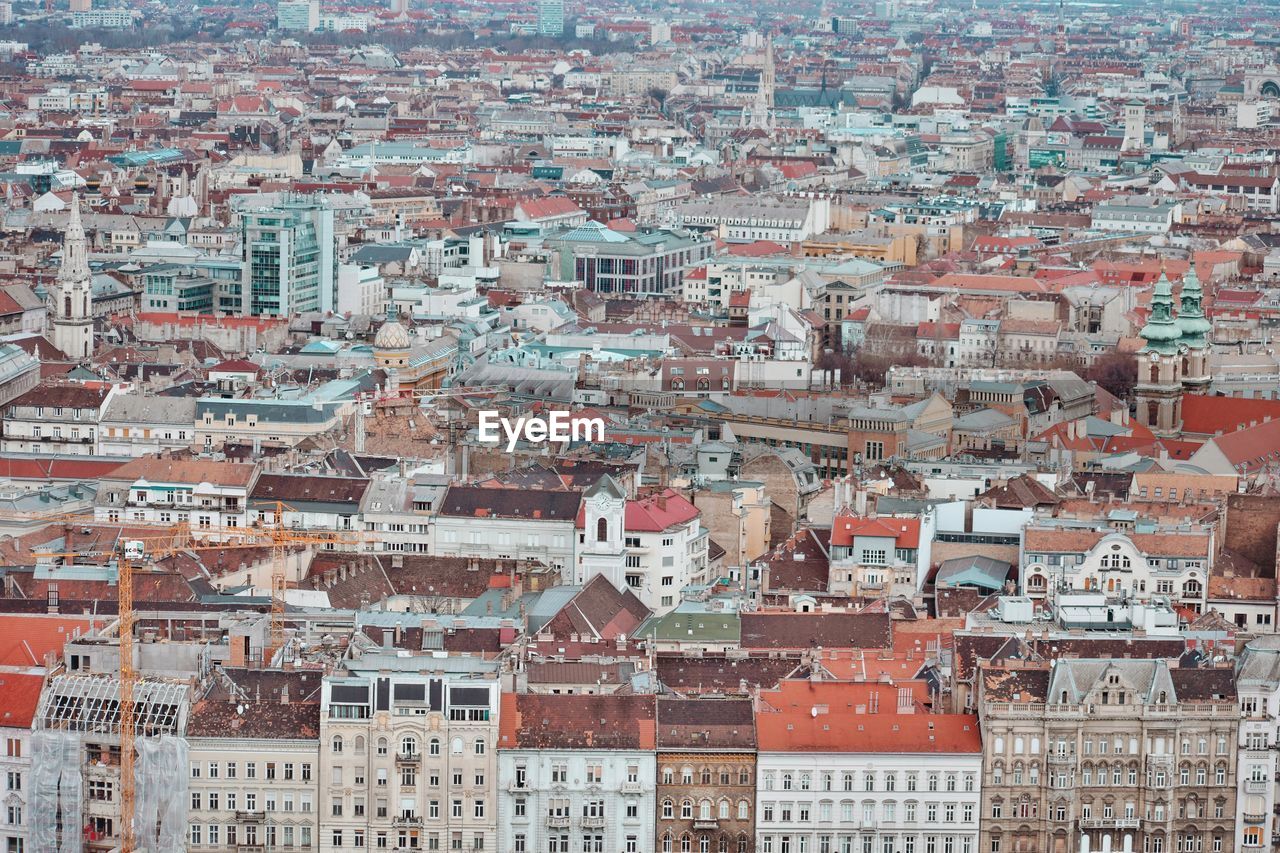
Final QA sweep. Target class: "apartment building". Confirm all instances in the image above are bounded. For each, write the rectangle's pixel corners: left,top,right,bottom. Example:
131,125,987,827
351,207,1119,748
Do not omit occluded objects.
186,669,322,852
432,486,581,577
1020,522,1212,611
0,674,41,853
96,394,197,457
318,668,501,853
755,680,983,853
576,479,709,613
976,658,1238,853
655,698,757,853
93,455,259,538
0,382,118,456
496,694,657,853
1234,637,1280,852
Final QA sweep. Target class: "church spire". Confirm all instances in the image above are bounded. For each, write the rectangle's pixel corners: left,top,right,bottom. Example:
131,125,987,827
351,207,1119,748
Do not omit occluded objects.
1138,270,1181,356
1176,262,1212,350
59,194,90,285
48,194,94,361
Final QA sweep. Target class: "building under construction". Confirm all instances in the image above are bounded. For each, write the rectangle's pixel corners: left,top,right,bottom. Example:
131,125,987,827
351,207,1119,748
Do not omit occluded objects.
31,673,191,853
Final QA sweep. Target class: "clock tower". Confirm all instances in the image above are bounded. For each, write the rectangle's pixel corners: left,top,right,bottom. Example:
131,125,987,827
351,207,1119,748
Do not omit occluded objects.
1134,271,1183,437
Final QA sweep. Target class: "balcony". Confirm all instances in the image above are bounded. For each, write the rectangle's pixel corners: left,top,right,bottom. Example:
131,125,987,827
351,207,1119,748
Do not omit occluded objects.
1079,818,1139,830
1246,779,1269,794
581,816,606,829
1047,753,1076,765
396,752,421,766
546,816,570,829
693,820,719,830
236,846,265,853
235,811,266,822
393,815,424,828
1243,811,1268,823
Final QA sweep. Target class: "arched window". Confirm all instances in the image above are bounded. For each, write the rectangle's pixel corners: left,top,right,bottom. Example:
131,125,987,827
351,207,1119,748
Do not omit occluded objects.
1182,580,1202,598
451,737,463,755
331,735,343,753
64,295,72,317
1149,364,1159,383
596,517,608,543
718,799,730,820
699,800,712,820
401,736,417,757
681,799,693,819
354,736,365,754
662,800,674,820
428,738,440,756
376,738,388,755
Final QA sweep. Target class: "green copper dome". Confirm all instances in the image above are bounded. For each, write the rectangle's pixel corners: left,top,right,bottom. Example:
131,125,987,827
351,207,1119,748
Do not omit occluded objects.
1139,272,1182,356
1176,264,1212,349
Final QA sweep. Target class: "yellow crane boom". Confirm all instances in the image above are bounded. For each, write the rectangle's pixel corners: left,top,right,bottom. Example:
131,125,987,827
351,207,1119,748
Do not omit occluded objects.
33,505,376,851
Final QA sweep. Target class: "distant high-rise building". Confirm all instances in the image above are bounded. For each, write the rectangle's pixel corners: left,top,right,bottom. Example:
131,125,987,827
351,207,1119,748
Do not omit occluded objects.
831,15,858,34
68,0,91,12
387,0,407,14
537,0,563,36
0,3,13,25
276,0,319,31
236,195,337,317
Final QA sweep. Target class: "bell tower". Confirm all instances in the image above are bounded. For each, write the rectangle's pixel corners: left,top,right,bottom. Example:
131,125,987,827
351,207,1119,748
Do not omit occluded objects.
577,475,627,589
48,195,94,361
1177,264,1213,394
1135,271,1184,437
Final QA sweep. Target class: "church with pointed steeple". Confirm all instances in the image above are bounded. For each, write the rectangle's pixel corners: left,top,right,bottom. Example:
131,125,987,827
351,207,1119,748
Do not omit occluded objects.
1135,265,1215,438
47,196,94,361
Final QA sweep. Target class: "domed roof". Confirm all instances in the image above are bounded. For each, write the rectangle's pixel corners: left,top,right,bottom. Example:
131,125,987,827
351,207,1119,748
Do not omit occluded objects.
374,318,411,351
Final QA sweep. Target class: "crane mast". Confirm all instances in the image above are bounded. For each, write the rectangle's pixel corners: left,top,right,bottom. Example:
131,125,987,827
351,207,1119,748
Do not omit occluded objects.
117,555,137,852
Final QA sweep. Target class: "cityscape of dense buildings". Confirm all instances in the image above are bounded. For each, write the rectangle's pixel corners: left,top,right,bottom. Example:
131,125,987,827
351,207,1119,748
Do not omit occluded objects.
6,1,1280,852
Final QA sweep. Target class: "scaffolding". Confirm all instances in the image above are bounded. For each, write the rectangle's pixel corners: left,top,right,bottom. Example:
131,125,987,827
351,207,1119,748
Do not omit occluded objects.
32,674,191,852
30,730,82,853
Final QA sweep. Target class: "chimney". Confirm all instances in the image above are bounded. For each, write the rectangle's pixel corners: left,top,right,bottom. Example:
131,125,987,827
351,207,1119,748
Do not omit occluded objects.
657,492,668,511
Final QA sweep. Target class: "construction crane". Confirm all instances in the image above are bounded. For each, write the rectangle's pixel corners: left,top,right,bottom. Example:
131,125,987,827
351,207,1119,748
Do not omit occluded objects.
32,509,376,851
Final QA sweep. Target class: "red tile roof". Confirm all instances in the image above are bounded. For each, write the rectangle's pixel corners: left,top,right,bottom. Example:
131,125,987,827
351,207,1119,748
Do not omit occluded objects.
0,615,92,667
0,673,45,729
755,680,980,753
1182,394,1280,437
830,515,921,549
575,488,699,533
499,693,656,750
517,196,584,221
